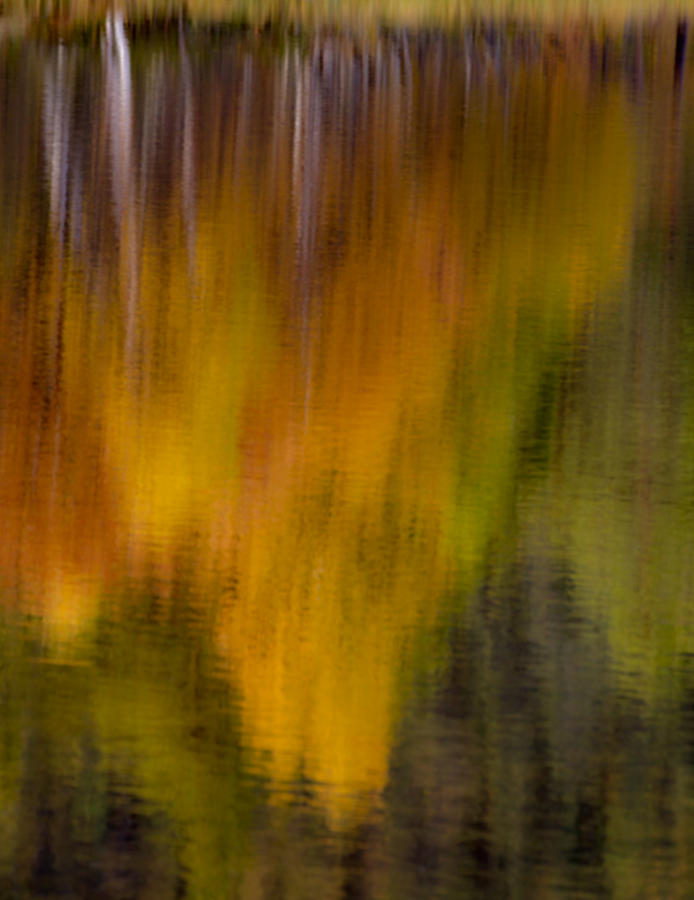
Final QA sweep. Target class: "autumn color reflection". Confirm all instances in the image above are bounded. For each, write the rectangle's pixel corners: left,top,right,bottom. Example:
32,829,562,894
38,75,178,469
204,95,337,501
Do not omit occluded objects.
0,24,682,827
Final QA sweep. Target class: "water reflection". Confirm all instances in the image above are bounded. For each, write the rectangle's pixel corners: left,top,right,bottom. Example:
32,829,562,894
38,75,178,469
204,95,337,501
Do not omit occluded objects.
0,19,694,898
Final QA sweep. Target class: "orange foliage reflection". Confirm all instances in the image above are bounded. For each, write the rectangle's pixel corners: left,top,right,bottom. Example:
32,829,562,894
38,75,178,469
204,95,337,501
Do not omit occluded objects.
0,26,653,820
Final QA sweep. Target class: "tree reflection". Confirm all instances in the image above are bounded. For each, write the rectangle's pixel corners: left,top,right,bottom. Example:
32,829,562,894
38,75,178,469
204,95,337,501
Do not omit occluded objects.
0,21,693,897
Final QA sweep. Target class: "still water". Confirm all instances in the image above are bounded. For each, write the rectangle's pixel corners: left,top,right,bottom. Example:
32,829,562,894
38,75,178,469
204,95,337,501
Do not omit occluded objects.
1,15,694,898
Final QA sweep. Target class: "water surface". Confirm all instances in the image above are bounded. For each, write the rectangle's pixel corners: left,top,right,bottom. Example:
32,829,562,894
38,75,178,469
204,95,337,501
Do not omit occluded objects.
1,17,694,898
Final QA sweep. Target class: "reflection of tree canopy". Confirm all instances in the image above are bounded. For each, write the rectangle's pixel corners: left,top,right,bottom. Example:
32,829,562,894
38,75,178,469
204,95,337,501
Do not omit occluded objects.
0,24,681,829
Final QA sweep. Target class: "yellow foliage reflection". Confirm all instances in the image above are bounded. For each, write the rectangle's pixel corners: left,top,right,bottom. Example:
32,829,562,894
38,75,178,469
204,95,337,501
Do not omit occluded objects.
0,29,646,822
